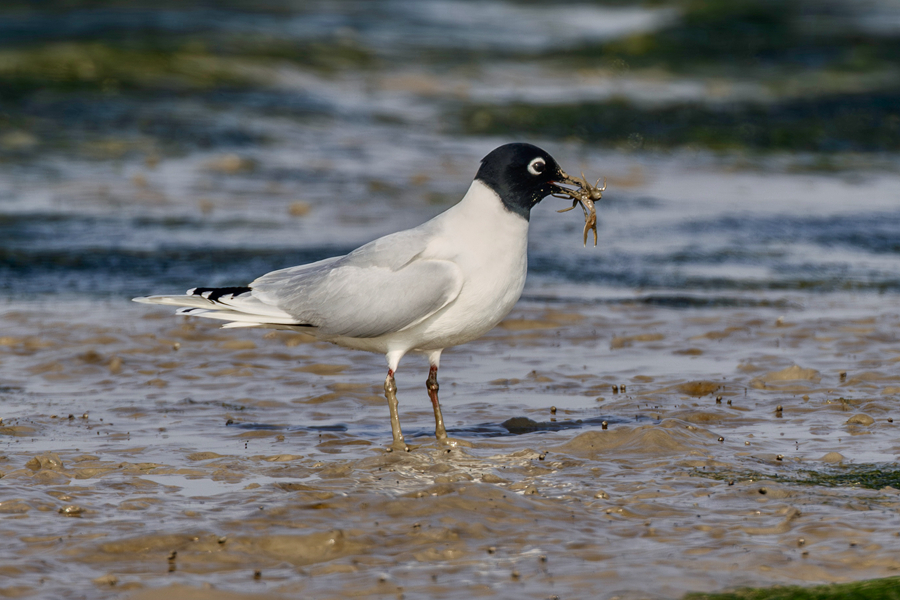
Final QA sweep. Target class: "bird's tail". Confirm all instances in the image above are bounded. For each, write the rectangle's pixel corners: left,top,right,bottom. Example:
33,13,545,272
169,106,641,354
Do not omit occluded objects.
133,286,309,330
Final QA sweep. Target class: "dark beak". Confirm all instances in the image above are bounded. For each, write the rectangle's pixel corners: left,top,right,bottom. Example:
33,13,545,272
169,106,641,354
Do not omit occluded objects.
550,170,583,195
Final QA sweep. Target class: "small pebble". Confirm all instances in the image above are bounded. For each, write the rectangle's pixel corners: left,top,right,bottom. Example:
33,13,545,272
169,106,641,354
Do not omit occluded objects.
58,505,84,517
847,414,874,426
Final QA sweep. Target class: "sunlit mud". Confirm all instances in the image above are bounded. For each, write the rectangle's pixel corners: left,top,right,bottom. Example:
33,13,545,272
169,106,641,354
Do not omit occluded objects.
1,293,898,599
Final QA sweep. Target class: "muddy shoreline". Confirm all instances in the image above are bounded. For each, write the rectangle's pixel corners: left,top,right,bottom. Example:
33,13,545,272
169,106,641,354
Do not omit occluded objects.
2,294,898,599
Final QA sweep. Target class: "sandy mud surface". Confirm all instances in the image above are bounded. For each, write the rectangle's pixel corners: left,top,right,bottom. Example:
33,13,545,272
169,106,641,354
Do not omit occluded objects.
1,294,898,599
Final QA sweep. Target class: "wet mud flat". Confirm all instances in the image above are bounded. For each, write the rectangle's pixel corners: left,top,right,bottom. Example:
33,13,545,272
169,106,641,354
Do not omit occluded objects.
1,293,899,600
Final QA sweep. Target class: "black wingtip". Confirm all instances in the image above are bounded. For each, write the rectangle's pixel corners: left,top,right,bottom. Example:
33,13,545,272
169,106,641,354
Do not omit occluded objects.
190,286,252,302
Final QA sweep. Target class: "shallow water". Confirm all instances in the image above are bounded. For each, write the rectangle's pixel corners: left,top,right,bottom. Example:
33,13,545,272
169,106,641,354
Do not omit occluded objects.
2,1,900,599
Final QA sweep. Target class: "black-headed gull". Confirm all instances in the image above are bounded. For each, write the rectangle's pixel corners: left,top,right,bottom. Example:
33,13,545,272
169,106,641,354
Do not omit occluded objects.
135,143,582,450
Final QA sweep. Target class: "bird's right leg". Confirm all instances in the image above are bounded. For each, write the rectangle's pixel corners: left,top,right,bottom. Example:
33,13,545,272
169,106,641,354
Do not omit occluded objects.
384,369,408,451
426,365,447,441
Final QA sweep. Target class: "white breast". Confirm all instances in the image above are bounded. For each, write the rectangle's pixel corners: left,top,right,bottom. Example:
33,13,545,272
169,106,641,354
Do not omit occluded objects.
327,180,531,356
410,180,530,350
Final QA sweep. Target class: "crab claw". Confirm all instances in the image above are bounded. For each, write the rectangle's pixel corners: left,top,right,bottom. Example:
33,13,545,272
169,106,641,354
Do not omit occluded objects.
588,177,607,200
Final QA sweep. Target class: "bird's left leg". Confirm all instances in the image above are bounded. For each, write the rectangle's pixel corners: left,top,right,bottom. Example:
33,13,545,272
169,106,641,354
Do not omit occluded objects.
426,351,447,441
384,351,409,451
385,369,407,451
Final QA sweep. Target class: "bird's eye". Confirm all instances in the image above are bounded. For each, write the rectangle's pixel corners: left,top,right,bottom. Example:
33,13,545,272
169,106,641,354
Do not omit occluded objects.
527,157,546,176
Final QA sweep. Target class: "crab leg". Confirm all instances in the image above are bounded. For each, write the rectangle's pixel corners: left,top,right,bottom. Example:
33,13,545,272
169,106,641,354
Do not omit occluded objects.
552,173,604,247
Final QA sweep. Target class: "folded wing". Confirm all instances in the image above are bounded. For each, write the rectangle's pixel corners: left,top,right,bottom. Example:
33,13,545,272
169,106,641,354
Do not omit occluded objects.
253,257,463,338
135,226,464,339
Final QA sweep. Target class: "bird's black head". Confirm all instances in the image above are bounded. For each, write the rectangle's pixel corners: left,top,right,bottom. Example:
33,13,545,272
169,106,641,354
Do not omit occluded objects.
475,143,574,221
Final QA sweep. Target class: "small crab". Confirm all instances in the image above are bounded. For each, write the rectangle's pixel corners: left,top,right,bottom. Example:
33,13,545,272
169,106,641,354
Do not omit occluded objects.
553,172,606,247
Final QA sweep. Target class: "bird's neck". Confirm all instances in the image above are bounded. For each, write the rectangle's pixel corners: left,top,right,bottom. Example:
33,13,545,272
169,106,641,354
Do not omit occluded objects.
432,180,529,250
455,179,529,223
473,176,535,221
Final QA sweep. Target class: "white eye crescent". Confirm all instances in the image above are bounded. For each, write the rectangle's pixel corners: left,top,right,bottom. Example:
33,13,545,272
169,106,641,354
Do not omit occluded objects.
527,157,546,176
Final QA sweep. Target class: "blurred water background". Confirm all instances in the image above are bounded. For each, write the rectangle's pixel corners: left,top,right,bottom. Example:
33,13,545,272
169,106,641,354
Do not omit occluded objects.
2,0,899,303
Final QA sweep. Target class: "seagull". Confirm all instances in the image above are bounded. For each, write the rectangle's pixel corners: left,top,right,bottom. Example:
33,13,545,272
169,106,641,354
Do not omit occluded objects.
134,143,582,450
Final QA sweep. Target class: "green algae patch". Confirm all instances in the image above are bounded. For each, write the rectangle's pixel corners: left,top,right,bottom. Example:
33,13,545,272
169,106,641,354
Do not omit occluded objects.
0,42,259,99
549,0,900,75
458,92,900,153
684,576,900,600
222,36,378,74
795,466,900,490
0,37,377,100
476,0,900,155
698,464,900,491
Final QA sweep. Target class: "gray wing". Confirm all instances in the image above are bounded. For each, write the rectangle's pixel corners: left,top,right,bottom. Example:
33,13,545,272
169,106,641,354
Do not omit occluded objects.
250,227,463,338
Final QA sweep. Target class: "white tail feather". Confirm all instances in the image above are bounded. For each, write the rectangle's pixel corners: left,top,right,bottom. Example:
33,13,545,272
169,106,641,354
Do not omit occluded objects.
133,291,308,329
133,295,215,310
220,322,260,329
